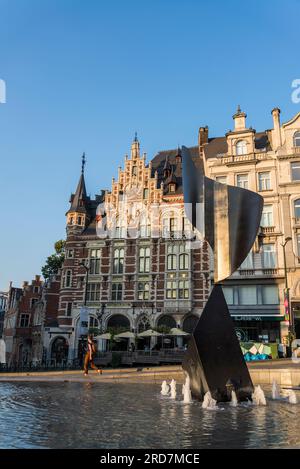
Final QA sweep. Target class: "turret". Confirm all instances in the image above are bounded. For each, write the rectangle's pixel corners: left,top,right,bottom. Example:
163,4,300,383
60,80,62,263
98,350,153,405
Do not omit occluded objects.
66,153,89,233
131,133,140,159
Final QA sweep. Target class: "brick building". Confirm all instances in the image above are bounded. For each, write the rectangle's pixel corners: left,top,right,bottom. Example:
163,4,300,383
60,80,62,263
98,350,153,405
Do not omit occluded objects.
50,136,210,361
3,275,61,366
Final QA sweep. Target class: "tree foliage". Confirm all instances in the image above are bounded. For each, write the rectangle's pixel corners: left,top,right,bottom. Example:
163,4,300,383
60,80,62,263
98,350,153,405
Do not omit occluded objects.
42,240,66,279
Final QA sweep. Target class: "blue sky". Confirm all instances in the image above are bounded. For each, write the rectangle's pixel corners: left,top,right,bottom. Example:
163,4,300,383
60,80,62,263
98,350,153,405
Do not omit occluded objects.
0,0,299,290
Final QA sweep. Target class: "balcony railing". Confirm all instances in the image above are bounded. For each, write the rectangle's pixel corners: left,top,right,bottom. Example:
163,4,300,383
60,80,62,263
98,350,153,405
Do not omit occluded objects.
260,226,275,234
293,147,300,154
262,268,278,275
239,269,255,276
221,152,267,165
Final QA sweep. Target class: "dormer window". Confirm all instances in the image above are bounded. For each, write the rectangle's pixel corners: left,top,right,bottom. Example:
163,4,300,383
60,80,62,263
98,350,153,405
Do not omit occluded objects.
169,183,176,193
236,140,247,155
69,216,74,225
294,131,300,148
77,216,82,225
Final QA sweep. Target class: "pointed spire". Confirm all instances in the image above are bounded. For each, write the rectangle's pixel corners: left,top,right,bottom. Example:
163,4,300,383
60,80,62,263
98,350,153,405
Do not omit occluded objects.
163,155,172,178
131,133,140,159
81,152,86,174
67,155,88,214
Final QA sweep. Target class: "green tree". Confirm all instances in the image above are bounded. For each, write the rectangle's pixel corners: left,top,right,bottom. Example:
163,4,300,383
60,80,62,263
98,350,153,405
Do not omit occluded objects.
42,240,66,279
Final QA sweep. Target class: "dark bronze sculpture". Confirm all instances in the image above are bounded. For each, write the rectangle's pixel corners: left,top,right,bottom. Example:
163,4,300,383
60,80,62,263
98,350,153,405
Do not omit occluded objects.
181,146,263,402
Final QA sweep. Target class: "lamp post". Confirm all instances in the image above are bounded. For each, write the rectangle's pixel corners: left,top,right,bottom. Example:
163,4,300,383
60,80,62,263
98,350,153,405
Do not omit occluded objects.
281,237,295,345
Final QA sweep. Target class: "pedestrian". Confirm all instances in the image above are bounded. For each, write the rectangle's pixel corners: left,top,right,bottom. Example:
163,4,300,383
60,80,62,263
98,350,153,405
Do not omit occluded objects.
83,334,102,376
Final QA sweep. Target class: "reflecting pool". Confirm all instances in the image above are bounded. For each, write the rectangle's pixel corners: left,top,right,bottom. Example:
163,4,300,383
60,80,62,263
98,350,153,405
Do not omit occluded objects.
0,382,299,449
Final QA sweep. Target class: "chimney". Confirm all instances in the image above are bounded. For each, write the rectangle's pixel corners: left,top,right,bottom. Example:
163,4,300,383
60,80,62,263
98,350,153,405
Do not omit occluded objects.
271,107,282,149
198,126,209,153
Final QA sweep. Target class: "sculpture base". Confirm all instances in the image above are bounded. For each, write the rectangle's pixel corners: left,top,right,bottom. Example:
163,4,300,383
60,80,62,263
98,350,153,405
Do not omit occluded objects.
182,284,253,402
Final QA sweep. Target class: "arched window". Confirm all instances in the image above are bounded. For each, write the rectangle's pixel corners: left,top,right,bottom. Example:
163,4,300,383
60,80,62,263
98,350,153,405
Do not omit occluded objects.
294,131,300,148
157,315,177,329
89,316,99,328
167,244,177,270
182,315,198,333
113,248,124,274
236,140,247,156
294,199,300,219
107,314,130,330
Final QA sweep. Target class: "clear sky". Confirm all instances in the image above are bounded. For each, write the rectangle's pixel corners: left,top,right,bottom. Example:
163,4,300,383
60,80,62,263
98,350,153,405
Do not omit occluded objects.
0,0,299,291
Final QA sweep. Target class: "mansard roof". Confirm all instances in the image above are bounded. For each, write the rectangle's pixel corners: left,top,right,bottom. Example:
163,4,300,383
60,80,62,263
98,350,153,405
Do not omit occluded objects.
151,145,199,195
203,131,271,159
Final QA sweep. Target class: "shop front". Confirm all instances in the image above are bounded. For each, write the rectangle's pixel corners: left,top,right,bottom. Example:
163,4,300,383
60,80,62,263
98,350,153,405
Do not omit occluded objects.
232,315,284,343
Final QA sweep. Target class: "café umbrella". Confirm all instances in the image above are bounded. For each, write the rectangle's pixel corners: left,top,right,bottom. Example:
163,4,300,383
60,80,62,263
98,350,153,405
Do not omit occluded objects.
138,329,162,338
114,331,136,339
168,328,190,336
95,333,112,340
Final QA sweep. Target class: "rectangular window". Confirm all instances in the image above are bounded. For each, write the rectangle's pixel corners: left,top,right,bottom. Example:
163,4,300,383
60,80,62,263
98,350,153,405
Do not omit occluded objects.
216,176,227,184
20,314,30,328
239,286,257,305
140,223,151,238
66,302,72,316
291,162,300,181
236,174,248,189
166,280,177,299
262,244,277,268
170,218,177,233
162,218,169,237
113,248,124,274
262,285,279,305
297,235,300,258
112,283,122,301
167,244,177,270
86,283,100,302
182,217,192,236
67,249,74,258
178,280,189,299
260,205,273,227
139,247,150,273
65,270,72,288
222,287,234,305
138,282,150,300
258,172,271,191
143,188,149,199
90,249,101,274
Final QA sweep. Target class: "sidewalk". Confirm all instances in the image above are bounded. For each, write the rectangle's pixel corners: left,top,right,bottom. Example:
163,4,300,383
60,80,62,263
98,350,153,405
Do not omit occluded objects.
1,361,300,386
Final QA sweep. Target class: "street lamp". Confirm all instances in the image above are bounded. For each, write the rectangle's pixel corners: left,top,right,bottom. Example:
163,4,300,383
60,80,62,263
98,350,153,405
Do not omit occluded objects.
281,237,295,343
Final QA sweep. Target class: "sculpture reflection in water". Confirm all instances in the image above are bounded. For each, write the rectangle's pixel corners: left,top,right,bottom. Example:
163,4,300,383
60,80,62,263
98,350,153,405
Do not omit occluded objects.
181,146,263,402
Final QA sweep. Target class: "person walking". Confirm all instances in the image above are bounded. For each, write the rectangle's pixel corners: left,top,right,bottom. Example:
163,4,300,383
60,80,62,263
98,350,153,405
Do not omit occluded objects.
83,334,102,376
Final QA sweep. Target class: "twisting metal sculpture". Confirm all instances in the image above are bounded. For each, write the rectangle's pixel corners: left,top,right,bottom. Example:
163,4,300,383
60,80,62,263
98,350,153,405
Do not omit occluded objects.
181,146,264,402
